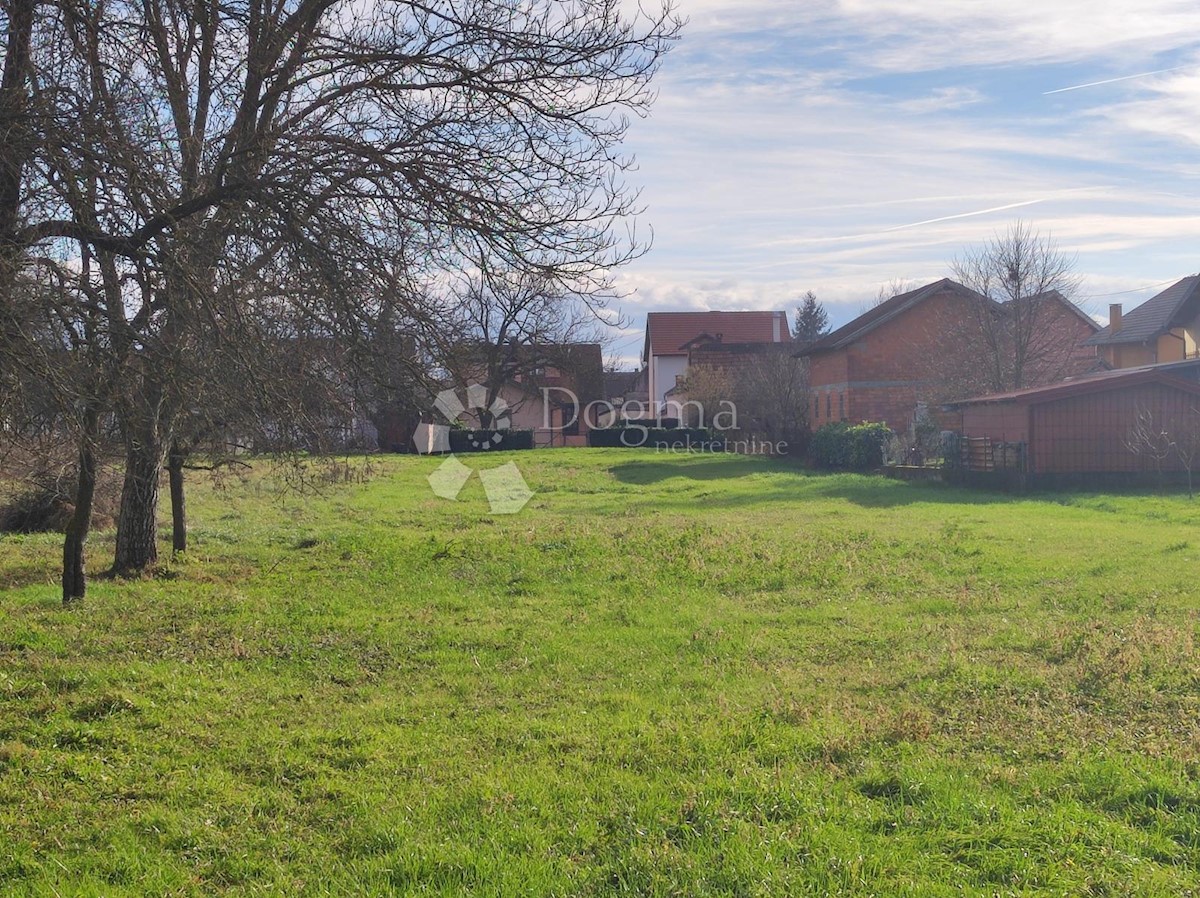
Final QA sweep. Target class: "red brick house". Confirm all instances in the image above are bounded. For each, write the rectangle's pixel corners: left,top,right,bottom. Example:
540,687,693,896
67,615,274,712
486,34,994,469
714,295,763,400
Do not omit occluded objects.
667,340,804,435
798,278,1099,432
642,310,790,413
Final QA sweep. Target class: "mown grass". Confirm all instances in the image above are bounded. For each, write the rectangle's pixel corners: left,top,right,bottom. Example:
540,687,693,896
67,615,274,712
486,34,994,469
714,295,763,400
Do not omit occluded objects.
2,448,1200,896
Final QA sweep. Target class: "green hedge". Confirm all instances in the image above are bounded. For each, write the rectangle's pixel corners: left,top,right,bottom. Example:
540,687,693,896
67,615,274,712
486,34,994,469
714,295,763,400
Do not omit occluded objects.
448,429,534,452
808,421,892,470
587,427,722,450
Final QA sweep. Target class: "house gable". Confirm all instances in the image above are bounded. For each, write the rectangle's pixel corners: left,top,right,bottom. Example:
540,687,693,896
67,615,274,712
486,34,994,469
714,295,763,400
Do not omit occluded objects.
805,279,989,430
798,279,990,357
806,279,1100,432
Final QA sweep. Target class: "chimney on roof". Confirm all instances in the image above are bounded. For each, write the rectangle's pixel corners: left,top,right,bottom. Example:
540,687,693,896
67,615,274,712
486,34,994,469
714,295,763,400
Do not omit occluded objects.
1109,303,1123,334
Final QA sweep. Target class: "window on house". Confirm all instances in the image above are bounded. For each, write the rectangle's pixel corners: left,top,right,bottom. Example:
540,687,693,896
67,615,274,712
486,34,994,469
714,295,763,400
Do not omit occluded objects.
814,395,820,421
826,394,832,418
838,393,845,420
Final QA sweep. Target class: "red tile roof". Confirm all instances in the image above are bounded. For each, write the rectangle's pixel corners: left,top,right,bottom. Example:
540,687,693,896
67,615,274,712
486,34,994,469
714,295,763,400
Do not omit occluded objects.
643,310,789,362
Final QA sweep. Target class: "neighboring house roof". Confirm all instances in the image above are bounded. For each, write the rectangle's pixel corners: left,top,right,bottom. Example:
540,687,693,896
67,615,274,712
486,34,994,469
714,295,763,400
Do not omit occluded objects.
1035,290,1102,332
604,368,646,398
643,310,789,362
945,359,1200,408
799,278,1096,356
1084,275,1200,346
797,278,992,356
690,340,797,356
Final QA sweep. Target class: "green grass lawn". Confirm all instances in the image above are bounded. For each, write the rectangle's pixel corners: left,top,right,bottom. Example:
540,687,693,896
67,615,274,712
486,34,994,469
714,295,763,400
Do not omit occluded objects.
2,448,1200,896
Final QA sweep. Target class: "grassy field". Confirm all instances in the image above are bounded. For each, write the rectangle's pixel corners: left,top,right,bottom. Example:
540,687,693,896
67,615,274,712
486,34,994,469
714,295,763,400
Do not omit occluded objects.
2,448,1200,896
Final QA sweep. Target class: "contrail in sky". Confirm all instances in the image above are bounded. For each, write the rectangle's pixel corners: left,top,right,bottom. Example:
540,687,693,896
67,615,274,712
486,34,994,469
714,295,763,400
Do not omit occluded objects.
743,187,1114,269
1043,65,1193,95
880,199,1045,232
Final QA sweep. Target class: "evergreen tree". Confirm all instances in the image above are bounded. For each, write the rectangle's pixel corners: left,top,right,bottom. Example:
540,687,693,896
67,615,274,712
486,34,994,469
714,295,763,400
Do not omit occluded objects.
793,291,830,346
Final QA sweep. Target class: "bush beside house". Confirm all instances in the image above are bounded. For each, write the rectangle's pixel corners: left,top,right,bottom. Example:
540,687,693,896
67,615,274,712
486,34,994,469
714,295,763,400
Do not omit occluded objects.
808,422,892,471
448,429,535,452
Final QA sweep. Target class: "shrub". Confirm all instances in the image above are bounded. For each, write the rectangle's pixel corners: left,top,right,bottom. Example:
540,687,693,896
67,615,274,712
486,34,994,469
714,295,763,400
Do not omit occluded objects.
448,429,534,453
809,422,850,468
808,421,892,471
0,468,118,533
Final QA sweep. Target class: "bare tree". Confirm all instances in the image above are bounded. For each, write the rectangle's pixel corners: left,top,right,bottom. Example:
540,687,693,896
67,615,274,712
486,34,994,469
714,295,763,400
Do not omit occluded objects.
952,221,1085,392
866,277,920,312
1168,408,1200,498
4,0,681,598
1127,402,1200,496
0,0,37,300
436,269,608,428
676,362,734,428
733,349,810,438
1125,403,1174,487
678,347,809,443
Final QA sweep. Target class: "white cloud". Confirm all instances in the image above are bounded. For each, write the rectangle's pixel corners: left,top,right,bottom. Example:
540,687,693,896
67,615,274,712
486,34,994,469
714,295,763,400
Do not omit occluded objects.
808,0,1200,71
1094,64,1200,148
894,87,985,113
603,0,1200,361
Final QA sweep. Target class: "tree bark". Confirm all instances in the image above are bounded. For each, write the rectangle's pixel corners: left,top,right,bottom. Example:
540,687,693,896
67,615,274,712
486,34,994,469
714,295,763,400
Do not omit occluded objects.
168,440,186,554
0,0,37,303
0,0,35,239
62,408,99,604
112,428,165,574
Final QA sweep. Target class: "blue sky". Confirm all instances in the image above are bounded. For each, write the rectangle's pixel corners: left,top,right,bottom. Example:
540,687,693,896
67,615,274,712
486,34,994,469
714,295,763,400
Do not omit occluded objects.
605,0,1200,365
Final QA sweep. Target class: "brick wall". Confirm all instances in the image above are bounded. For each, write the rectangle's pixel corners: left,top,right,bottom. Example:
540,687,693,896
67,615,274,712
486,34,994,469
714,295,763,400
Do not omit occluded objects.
1023,299,1103,383
807,351,847,428
807,288,979,431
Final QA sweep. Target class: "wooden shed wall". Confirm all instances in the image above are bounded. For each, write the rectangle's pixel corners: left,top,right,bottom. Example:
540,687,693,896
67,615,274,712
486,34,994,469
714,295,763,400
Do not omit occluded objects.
1029,383,1199,474
959,403,1029,443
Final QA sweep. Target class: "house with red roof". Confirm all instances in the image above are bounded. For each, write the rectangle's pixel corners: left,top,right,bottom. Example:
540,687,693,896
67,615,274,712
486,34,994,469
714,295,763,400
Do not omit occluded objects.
641,311,790,414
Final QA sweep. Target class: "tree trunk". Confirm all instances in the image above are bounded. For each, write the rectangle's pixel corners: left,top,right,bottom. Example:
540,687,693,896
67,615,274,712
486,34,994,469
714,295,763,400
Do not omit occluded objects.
113,429,165,574
168,440,186,554
0,0,36,304
0,0,35,239
62,409,99,604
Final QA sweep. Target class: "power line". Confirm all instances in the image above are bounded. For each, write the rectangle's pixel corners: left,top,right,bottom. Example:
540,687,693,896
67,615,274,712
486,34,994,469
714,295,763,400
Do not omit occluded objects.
1081,278,1178,299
